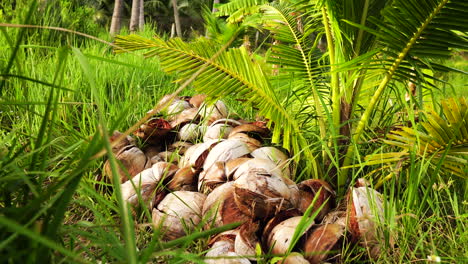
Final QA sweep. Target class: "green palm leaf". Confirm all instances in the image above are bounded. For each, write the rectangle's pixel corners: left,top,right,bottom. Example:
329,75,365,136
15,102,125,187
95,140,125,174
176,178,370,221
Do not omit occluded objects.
365,97,468,180
215,0,268,23
114,34,320,178
260,3,328,145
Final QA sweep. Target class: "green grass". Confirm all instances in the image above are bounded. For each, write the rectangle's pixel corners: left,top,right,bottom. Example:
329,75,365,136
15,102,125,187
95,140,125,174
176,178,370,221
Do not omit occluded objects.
1,12,467,264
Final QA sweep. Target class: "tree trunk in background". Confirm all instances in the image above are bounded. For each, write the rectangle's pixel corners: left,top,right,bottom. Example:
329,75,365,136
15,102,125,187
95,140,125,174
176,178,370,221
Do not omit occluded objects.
138,0,144,30
212,0,220,13
171,0,182,37
129,0,140,33
110,0,124,36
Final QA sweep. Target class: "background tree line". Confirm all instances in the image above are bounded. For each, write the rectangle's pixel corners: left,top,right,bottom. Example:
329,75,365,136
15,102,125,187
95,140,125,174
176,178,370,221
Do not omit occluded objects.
0,0,224,39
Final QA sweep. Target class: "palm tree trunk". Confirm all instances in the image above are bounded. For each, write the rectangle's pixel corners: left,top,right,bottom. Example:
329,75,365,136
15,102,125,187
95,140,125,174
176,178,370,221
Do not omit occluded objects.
129,0,140,33
138,0,145,30
212,0,219,13
110,0,124,36
171,0,182,37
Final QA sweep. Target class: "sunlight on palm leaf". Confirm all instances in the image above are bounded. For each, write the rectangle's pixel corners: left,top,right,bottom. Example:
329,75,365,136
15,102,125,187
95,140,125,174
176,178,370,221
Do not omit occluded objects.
365,97,468,184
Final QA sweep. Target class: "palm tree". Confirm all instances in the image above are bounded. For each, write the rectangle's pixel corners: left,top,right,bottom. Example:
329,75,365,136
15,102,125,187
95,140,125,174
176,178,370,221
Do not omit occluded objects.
171,0,182,37
109,0,124,36
114,0,468,192
130,0,140,32
139,0,145,30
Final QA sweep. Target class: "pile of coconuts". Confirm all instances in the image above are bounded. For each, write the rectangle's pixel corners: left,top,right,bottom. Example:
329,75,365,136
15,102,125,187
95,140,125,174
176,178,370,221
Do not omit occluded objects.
103,94,390,263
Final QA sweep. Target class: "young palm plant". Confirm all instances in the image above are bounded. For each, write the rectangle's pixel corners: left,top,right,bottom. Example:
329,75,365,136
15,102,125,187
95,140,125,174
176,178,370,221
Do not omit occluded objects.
114,0,468,193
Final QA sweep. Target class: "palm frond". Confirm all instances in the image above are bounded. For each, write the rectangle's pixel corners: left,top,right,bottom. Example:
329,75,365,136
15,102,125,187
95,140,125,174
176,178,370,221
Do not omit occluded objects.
215,0,268,23
260,3,329,143
365,97,468,179
114,34,320,177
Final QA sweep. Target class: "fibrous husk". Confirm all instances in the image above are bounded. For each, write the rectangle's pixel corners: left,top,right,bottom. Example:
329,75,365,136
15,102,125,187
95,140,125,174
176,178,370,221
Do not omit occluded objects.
157,151,180,164
250,147,291,178
297,179,335,220
178,123,202,142
170,108,199,128
152,191,206,240
205,240,251,264
109,130,136,154
234,221,260,260
121,162,177,206
160,97,191,120
167,166,198,191
282,252,310,264
211,118,243,127
168,141,193,155
303,223,344,263
198,161,227,193
203,139,251,171
347,186,387,259
203,123,234,142
233,170,298,219
232,158,284,181
202,182,250,228
265,216,314,255
133,118,172,144
227,133,262,152
189,94,206,108
225,158,251,180
199,100,228,124
179,143,202,168
189,140,220,171
228,124,270,140
104,145,150,183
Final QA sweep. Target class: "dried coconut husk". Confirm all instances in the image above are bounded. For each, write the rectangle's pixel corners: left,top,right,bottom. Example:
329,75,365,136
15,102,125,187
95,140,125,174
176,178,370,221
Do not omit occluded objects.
109,130,136,154
168,141,193,155
203,139,251,171
164,99,191,120
179,143,202,168
189,94,206,108
229,124,270,140
265,216,314,256
198,161,227,193
250,147,291,178
297,179,335,220
347,186,387,259
170,108,199,128
198,100,229,124
233,171,297,219
227,133,262,152
210,118,243,127
234,221,260,260
225,158,251,180
166,166,198,191
281,252,309,264
178,123,202,142
121,162,178,206
157,151,180,165
303,223,344,263
189,140,220,171
152,191,206,240
104,144,150,183
205,231,252,264
133,118,172,145
202,182,250,229
203,123,234,142
231,158,284,181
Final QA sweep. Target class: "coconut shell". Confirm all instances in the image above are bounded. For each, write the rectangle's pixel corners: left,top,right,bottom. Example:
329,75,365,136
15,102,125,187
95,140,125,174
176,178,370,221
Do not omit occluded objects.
202,182,250,228
303,224,344,263
152,191,206,240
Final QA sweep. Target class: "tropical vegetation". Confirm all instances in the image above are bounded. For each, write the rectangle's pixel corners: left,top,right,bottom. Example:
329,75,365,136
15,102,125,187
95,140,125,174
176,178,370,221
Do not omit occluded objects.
0,0,467,263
